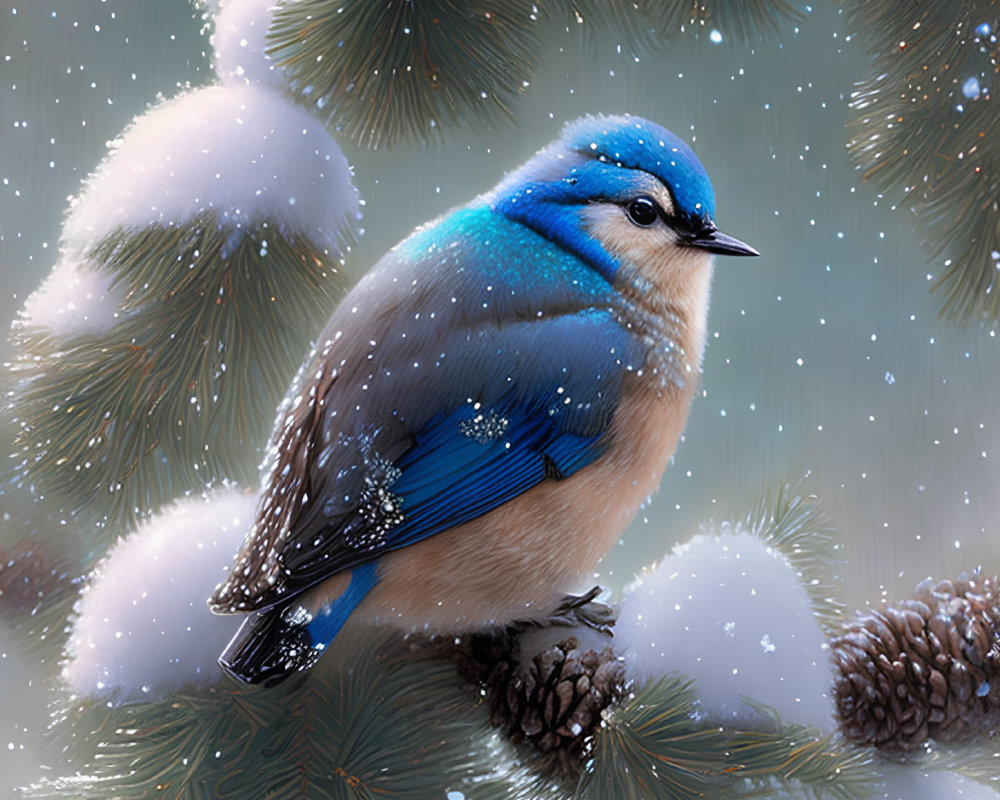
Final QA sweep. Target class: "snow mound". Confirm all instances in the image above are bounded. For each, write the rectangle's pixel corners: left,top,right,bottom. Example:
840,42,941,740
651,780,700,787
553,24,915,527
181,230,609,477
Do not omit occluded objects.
62,83,357,257
63,488,255,702
616,528,834,731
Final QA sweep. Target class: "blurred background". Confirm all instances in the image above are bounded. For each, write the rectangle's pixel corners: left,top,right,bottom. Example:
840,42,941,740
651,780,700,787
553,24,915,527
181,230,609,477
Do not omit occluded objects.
2,0,998,794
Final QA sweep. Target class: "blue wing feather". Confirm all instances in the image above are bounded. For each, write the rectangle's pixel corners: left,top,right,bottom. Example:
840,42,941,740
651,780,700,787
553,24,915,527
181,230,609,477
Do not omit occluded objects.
386,402,605,550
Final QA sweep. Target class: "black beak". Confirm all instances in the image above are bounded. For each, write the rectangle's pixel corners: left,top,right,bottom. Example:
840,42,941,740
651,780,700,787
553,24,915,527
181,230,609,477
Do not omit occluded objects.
682,228,759,257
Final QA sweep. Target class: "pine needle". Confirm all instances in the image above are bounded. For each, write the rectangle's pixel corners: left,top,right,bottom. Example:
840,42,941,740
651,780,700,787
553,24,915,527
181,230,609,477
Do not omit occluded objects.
8,214,349,533
267,0,541,149
843,0,1000,324
27,633,514,800
581,676,874,799
736,481,846,634
704,480,846,635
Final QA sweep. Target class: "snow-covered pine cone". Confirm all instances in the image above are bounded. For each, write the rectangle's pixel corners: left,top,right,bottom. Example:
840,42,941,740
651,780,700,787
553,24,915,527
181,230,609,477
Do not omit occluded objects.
831,574,1000,751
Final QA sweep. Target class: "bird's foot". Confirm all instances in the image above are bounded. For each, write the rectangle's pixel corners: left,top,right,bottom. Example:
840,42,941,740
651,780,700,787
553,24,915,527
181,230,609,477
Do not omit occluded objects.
547,585,617,635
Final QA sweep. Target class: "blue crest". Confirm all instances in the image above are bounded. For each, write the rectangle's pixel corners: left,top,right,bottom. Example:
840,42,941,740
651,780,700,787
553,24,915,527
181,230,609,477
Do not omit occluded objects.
559,114,716,221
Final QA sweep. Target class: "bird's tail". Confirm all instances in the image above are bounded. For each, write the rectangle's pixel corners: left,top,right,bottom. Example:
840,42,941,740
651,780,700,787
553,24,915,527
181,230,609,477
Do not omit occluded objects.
218,562,378,687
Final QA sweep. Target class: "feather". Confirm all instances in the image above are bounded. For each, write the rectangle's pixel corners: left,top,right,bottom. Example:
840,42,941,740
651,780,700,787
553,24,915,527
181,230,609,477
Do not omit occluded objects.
218,563,378,686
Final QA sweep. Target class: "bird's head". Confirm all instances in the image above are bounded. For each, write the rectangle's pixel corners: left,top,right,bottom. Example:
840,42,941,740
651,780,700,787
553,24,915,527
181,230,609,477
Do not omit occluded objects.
492,114,758,288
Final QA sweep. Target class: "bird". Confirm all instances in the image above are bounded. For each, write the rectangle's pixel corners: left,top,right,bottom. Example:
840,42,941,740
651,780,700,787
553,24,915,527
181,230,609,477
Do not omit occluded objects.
209,113,758,686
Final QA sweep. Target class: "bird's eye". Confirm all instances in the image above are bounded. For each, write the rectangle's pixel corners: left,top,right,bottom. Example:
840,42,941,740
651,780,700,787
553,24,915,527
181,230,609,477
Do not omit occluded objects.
626,197,659,227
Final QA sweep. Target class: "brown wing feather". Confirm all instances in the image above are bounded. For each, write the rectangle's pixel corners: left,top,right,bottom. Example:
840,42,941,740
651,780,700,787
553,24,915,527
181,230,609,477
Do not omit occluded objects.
209,345,335,612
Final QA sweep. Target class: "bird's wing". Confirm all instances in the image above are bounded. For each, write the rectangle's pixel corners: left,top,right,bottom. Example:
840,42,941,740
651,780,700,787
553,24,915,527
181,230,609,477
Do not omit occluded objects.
211,305,639,612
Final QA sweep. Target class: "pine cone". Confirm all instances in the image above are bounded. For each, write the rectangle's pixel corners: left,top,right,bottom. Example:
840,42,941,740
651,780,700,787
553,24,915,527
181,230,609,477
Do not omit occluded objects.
408,589,625,777
0,537,76,617
488,636,626,776
831,574,1000,751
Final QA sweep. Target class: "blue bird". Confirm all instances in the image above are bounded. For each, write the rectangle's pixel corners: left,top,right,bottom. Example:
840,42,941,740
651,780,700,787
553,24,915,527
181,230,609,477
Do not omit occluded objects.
210,114,758,686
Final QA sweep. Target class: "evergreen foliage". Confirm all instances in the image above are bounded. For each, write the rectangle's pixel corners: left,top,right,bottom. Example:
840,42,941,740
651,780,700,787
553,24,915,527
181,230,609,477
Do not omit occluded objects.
26,623,875,800
267,0,541,149
29,634,514,800
582,675,873,799
843,0,1000,323
265,0,805,149
9,215,348,532
552,0,805,42
737,482,846,634
12,3,997,797
21,484,875,800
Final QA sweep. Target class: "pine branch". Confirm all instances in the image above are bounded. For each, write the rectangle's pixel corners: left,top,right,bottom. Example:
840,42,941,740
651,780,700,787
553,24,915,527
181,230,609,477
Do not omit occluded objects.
414,578,866,799
928,745,1000,795
28,633,515,800
266,0,804,150
8,214,349,532
267,0,541,149
582,675,720,800
713,481,846,635
843,0,1000,324
581,675,873,800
